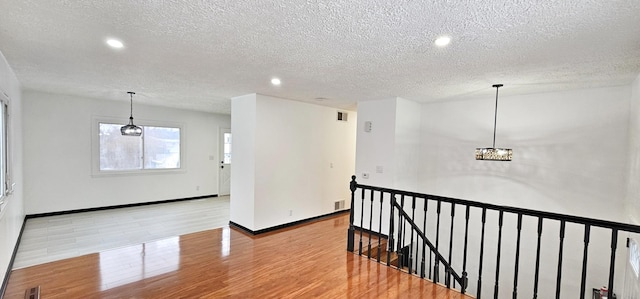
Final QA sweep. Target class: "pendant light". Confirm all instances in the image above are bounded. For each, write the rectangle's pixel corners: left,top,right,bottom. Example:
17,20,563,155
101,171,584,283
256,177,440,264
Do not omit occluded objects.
120,91,143,136
475,84,512,161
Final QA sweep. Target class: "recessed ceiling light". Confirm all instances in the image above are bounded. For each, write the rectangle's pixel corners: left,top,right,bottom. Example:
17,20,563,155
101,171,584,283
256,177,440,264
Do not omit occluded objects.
106,39,124,49
434,36,451,47
271,78,281,86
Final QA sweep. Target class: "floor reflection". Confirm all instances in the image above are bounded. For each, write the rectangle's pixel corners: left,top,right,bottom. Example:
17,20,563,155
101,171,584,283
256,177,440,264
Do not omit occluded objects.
221,226,231,257
99,237,180,291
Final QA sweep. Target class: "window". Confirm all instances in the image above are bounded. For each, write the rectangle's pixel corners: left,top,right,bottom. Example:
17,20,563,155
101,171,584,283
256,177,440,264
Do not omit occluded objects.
98,122,181,172
222,132,231,164
0,93,10,213
630,238,640,277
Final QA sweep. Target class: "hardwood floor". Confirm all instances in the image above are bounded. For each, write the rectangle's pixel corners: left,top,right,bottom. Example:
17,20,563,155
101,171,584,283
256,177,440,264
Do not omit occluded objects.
5,213,473,298
14,196,230,269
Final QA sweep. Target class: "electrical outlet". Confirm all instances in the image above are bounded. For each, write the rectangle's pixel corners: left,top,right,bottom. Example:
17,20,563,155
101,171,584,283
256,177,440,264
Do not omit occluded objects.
364,121,372,132
362,173,369,179
289,210,293,216
196,186,200,191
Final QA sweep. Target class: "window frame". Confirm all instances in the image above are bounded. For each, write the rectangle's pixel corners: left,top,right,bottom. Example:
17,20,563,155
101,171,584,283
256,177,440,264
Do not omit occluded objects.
0,91,12,215
630,238,640,278
91,116,185,176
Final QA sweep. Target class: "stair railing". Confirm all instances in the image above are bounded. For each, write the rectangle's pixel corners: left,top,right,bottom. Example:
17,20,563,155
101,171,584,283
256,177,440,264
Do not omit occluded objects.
392,195,467,289
347,176,467,292
346,175,640,299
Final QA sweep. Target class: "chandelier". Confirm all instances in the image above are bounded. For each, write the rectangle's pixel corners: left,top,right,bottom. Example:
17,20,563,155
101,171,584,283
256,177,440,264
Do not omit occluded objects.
475,84,512,161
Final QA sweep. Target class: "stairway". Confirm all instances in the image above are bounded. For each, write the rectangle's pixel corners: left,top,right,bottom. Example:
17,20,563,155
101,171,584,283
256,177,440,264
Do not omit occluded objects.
356,233,400,268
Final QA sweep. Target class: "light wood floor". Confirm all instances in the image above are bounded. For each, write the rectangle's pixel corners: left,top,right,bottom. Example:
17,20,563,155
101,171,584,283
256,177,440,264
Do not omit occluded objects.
14,196,230,269
5,213,474,298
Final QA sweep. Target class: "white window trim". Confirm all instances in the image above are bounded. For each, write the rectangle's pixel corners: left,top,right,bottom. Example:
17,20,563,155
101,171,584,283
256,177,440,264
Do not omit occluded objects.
91,116,186,177
631,238,640,278
0,90,12,216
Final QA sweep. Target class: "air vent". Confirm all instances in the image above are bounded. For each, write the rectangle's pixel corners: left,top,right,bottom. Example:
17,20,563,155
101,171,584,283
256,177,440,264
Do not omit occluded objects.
337,111,348,122
334,200,346,210
25,286,40,299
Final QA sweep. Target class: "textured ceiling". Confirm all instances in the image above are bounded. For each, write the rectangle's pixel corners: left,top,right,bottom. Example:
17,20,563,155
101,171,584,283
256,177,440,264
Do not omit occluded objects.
0,0,639,114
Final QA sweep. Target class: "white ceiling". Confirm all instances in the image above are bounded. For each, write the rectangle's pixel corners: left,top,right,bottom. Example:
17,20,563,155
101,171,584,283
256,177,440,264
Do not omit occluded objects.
0,1,639,114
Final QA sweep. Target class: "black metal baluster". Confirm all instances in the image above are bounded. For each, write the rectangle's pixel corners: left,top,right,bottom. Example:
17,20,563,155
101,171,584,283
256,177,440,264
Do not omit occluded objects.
448,203,456,288
387,194,396,267
397,195,406,269
434,200,442,283
533,217,543,299
347,176,357,252
494,210,504,299
428,198,433,280
421,199,428,279
477,207,487,299
429,246,433,280
407,196,415,273
555,220,566,299
367,189,374,259
347,177,640,299
461,205,470,294
377,191,384,263
608,229,618,298
402,195,408,271
512,213,522,299
358,187,365,255
579,225,590,299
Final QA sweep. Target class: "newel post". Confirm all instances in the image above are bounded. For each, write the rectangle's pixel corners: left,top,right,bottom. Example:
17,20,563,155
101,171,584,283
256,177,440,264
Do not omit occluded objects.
347,175,357,252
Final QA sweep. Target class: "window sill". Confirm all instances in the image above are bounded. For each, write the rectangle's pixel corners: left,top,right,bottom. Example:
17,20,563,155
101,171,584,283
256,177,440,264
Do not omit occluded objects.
91,168,186,177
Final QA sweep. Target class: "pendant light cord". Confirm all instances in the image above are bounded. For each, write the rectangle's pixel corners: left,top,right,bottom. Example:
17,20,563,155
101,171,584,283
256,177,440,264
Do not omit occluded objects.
128,91,135,122
492,84,502,148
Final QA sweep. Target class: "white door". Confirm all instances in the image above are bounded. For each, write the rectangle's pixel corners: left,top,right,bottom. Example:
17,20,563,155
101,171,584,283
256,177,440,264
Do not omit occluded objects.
218,128,231,196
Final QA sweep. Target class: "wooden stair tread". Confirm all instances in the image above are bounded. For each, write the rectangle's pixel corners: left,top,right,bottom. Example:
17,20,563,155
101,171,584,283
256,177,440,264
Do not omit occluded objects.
355,234,386,246
360,242,400,266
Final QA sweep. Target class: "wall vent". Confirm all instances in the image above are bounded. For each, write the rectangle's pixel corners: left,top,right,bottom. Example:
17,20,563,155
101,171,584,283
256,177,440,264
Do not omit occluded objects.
337,111,348,122
25,286,41,299
334,200,346,210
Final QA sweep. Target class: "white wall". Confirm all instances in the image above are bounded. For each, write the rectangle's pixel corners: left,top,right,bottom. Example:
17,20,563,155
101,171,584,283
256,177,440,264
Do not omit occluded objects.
627,73,640,224
354,85,632,298
421,86,630,220
230,93,256,229
355,97,422,191
22,90,230,214
623,73,640,298
231,94,356,231
419,86,630,298
0,51,24,289
353,97,422,238
354,99,396,188
394,98,421,192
